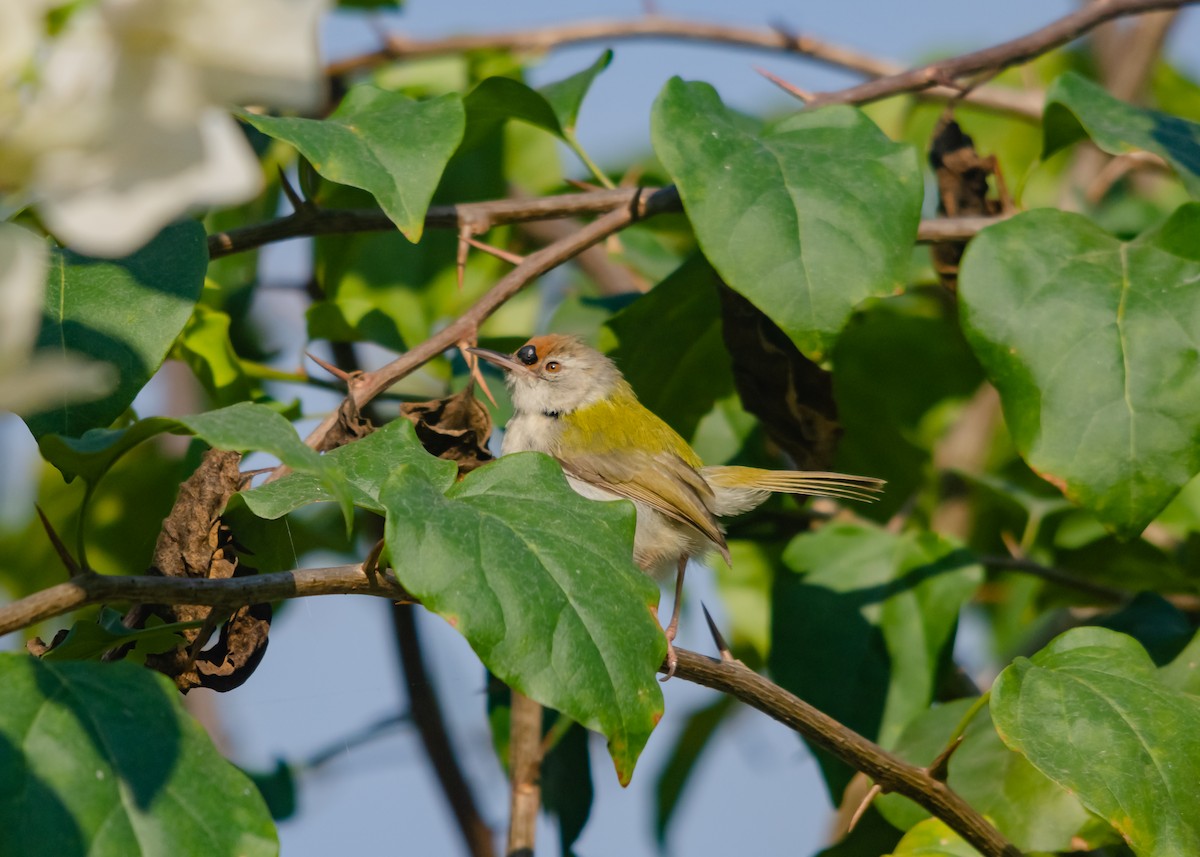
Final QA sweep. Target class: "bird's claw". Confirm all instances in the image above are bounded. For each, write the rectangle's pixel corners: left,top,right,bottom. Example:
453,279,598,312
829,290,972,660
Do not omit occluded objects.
660,639,678,682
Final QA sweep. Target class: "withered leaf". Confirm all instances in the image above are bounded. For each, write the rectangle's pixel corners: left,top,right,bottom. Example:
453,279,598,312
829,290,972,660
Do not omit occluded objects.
929,115,1012,290
718,284,841,471
399,384,494,474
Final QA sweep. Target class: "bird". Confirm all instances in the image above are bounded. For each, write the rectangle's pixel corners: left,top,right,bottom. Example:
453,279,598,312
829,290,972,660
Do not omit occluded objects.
468,334,884,677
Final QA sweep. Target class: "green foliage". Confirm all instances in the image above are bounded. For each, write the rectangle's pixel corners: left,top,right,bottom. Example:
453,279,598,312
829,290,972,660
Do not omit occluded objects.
382,453,666,783
244,86,465,241
23,221,208,439
652,78,923,360
960,204,1200,536
771,524,981,795
1045,72,1200,197
0,655,277,857
992,628,1200,857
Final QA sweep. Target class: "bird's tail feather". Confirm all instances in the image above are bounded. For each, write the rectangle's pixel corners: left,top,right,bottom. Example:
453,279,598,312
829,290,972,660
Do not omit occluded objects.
702,466,885,504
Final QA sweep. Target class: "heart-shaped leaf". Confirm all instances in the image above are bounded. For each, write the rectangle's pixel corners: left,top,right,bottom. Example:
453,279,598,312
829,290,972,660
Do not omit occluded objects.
22,221,207,439
651,77,922,360
382,452,665,784
771,524,981,794
991,627,1200,857
959,204,1200,536
0,655,277,856
244,86,465,242
1044,72,1200,197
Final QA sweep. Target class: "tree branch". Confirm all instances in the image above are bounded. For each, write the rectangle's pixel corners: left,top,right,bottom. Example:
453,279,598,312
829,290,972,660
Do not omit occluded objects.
0,568,1016,854
0,565,412,638
506,691,544,857
668,649,1021,857
208,185,1006,261
802,0,1198,109
325,15,1040,117
291,186,677,456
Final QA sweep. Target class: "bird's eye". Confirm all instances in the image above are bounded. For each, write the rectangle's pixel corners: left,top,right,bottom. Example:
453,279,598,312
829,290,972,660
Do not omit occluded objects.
517,345,538,365
544,361,561,373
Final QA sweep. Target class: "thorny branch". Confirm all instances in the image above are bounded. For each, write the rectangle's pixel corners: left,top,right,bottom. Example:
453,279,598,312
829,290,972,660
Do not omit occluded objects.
0,572,1017,857
325,15,1041,117
798,0,1198,108
208,185,1006,260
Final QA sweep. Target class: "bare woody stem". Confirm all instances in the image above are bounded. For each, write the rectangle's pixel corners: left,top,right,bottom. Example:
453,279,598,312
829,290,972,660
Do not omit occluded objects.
325,16,1039,117
0,571,1017,856
507,691,545,856
208,185,1006,261
803,0,1198,108
671,649,1020,857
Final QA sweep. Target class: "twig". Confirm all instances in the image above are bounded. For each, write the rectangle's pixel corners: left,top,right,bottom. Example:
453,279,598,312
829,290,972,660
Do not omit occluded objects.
209,185,1006,261
393,604,496,857
0,568,1017,855
208,187,659,259
803,0,1198,109
980,554,1129,603
507,691,545,856
666,649,1021,857
0,565,413,637
290,187,677,457
326,15,1040,117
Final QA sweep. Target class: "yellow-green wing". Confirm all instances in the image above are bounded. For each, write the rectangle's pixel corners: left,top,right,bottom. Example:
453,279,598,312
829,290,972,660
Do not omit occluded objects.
559,447,727,557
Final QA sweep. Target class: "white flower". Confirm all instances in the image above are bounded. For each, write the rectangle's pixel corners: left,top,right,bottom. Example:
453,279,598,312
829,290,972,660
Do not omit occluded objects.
0,0,328,257
0,222,114,416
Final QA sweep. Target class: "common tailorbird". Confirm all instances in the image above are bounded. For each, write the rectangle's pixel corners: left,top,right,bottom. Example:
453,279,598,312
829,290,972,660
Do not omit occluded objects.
469,335,883,676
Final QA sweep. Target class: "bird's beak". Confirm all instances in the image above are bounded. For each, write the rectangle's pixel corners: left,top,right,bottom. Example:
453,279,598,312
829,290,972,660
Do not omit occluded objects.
466,347,535,376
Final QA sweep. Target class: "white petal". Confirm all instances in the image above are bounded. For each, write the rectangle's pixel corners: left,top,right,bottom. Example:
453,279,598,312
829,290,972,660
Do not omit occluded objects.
37,109,262,256
0,222,48,364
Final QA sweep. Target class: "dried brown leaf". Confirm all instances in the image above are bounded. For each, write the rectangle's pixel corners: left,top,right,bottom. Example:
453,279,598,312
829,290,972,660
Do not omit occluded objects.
398,384,494,474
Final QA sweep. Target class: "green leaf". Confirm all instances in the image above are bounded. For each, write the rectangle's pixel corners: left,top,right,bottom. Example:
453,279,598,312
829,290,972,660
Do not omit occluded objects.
991,627,1200,857
539,50,613,133
885,817,981,856
0,654,277,856
876,699,1108,852
22,221,207,439
1160,627,1200,695
244,86,465,242
770,524,981,795
1044,71,1200,197
239,419,456,518
38,403,355,528
41,608,201,664
381,452,666,784
959,204,1200,537
461,76,563,151
606,254,734,442
175,304,258,406
651,78,922,360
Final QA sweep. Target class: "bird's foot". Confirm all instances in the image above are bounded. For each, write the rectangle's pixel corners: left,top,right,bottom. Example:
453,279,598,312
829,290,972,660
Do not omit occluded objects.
660,639,678,682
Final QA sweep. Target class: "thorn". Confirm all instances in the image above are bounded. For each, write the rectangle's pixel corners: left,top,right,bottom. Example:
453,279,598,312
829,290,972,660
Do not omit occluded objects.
306,351,357,384
456,224,472,291
363,538,386,578
701,602,735,663
926,734,964,782
35,505,82,578
617,164,644,188
1000,530,1025,560
565,177,605,192
756,66,815,102
463,235,525,266
276,165,309,213
458,339,498,406
847,783,882,832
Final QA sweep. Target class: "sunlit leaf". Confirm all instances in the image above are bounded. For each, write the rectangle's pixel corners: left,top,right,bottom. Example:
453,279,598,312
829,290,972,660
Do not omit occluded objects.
960,204,1200,536
244,86,465,241
992,627,1200,856
381,452,665,783
652,78,922,360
